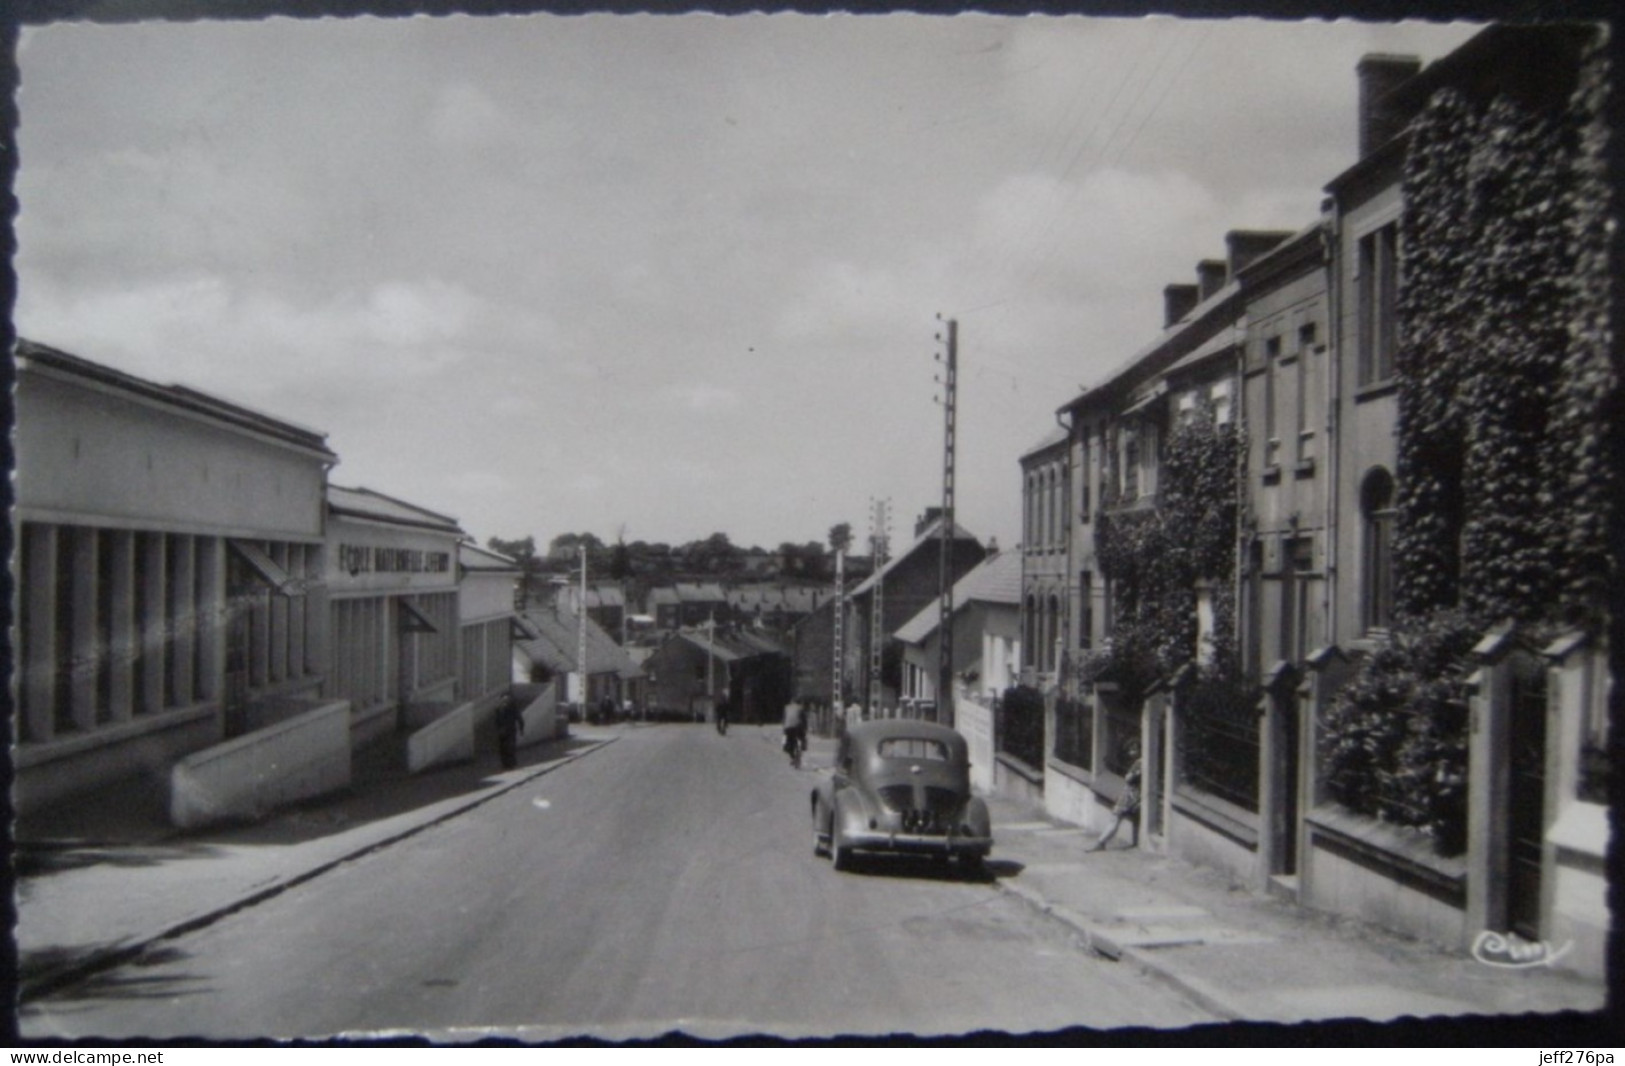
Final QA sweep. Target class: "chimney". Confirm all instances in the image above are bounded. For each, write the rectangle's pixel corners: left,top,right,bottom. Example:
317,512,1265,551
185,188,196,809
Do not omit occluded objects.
916,506,944,538
1164,283,1200,327
1197,259,1228,301
1357,54,1422,157
1227,230,1295,277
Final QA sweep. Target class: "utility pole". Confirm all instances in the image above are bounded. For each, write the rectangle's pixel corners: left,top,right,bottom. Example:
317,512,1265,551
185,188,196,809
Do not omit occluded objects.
868,498,890,718
577,544,589,720
706,607,715,723
832,546,846,726
935,316,958,727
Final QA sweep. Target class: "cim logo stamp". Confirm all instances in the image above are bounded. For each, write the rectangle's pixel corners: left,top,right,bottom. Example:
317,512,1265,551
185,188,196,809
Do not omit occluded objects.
1471,929,1574,969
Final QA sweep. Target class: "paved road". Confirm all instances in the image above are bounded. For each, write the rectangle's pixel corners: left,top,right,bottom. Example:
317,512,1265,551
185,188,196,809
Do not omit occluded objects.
22,725,1213,1041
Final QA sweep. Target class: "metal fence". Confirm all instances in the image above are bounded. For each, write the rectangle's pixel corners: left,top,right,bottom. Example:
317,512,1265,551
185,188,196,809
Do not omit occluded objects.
1177,680,1260,812
995,686,1045,770
1050,693,1092,770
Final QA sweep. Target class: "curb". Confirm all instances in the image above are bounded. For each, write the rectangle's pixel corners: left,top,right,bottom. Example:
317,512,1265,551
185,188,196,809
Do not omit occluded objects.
993,869,1246,1023
19,736,618,1004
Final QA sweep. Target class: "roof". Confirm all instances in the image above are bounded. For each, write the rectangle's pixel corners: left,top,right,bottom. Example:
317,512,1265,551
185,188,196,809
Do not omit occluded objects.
1019,425,1069,462
670,627,750,663
515,603,640,679
1161,319,1245,383
676,582,727,602
578,585,625,609
1058,274,1245,418
18,338,337,460
726,584,823,613
327,484,465,536
649,587,680,606
850,516,981,598
893,549,1021,645
458,542,520,572
845,717,968,752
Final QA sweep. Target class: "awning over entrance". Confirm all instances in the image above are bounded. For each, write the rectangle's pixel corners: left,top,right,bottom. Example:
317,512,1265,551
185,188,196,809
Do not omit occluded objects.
397,598,439,634
228,539,306,597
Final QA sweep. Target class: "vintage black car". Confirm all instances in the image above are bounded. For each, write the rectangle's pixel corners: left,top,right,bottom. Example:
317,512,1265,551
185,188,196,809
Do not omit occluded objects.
811,718,992,872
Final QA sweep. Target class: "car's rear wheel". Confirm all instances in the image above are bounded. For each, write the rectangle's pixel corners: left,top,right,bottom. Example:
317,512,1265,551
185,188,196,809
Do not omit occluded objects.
830,796,855,872
812,799,829,857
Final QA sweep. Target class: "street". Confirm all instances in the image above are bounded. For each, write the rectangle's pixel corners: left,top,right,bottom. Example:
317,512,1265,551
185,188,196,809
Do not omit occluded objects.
21,724,1214,1042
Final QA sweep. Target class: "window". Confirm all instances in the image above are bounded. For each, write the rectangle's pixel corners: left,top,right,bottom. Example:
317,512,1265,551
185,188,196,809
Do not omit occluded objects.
1078,571,1093,650
1361,469,1396,631
1024,472,1036,549
878,737,948,761
1358,224,1399,385
1296,323,1317,455
1264,335,1282,464
1079,434,1092,522
1283,536,1315,663
1123,428,1140,500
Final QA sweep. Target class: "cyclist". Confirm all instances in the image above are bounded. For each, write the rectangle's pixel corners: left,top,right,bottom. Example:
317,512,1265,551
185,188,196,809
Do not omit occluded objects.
782,698,808,767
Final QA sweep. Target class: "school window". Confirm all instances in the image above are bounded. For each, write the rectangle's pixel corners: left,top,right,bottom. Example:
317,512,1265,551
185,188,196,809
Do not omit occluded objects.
1358,223,1399,386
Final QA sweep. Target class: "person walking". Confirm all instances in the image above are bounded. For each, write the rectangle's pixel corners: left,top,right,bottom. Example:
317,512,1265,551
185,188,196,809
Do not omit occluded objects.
495,693,525,770
1090,743,1142,852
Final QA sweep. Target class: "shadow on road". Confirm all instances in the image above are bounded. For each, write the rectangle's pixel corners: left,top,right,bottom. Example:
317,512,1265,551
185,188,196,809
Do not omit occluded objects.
828,854,1025,885
20,944,207,1006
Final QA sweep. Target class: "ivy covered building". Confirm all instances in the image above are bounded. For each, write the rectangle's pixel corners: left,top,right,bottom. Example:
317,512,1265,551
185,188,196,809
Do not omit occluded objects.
1019,23,1613,979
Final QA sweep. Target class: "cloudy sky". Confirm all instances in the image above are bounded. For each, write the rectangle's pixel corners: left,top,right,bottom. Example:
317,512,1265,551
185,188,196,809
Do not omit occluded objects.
14,11,1482,554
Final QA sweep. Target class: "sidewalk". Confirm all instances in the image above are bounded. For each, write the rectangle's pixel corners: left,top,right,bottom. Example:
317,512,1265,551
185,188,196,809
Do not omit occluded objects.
15,724,1612,1038
15,725,621,1002
976,791,1610,1030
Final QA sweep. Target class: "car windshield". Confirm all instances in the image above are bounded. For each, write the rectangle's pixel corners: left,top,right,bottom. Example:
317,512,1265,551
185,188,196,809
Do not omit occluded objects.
877,737,950,762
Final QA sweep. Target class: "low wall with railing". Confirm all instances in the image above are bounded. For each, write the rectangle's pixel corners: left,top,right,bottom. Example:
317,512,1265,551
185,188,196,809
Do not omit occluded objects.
513,683,561,746
1303,804,1468,947
406,700,475,773
170,699,352,829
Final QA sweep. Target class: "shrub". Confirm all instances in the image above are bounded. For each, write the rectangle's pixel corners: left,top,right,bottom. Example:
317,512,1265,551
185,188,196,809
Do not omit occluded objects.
1319,611,1479,854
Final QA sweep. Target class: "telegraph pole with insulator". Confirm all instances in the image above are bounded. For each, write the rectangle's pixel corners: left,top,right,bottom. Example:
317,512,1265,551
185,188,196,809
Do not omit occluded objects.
867,498,890,718
934,316,958,727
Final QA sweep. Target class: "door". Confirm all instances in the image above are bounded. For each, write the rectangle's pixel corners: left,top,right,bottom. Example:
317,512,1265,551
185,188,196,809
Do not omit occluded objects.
1507,652,1547,941
1278,692,1300,875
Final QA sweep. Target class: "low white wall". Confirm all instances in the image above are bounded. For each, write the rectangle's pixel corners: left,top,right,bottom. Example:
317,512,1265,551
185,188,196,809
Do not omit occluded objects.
17,703,221,815
406,701,475,773
1303,808,1468,950
1547,802,1609,979
1044,759,1108,832
955,694,995,794
1167,794,1259,886
170,699,352,829
516,685,559,748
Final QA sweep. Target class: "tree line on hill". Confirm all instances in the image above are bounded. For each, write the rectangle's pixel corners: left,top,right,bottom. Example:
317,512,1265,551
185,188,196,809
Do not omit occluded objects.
487,522,858,606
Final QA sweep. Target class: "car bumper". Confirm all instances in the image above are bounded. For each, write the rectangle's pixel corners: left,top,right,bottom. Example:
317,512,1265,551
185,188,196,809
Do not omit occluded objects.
843,830,992,857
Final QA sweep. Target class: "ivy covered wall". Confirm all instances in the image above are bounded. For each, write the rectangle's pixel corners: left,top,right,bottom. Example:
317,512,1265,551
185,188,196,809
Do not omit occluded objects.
1096,405,1241,699
1323,29,1613,851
